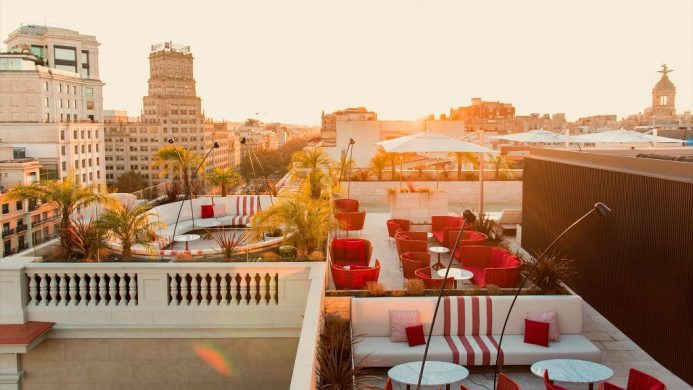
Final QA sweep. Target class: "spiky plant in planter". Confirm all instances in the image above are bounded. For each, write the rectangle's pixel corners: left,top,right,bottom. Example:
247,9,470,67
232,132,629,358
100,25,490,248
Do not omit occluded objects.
522,252,574,294
316,315,374,390
471,212,507,248
69,213,107,262
211,229,250,261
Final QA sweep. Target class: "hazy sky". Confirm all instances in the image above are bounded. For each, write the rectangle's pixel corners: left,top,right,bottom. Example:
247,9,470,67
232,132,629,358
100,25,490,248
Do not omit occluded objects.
1,0,691,125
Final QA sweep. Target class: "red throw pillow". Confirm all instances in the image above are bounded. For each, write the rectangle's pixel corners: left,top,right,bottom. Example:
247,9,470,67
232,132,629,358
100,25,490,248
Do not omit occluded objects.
405,324,426,347
524,319,550,347
201,205,214,219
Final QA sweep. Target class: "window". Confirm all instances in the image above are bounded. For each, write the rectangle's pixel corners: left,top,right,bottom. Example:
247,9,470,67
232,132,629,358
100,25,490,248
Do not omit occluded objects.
59,99,64,108
74,130,78,139
88,145,92,153
85,87,93,96
82,159,86,168
81,130,85,139
86,101,94,110
73,114,77,121
2,204,9,214
96,157,100,165
16,201,23,211
54,46,77,73
74,145,78,154
44,97,49,107
62,161,67,171
87,130,91,139
59,84,63,93
95,130,99,138
89,172,93,181
74,161,78,169
89,159,92,167
59,114,64,122
31,45,44,59
45,113,50,122
81,145,85,153
60,131,65,140
97,171,101,179
43,81,49,92
82,174,87,183
72,86,77,94
61,146,66,156
81,50,90,78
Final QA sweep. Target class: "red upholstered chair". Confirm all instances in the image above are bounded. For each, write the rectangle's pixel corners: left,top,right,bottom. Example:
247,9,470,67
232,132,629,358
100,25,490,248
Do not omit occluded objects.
384,378,394,390
457,245,521,288
543,370,569,390
395,231,428,258
448,230,488,256
460,385,470,390
599,369,666,390
329,238,373,267
387,218,411,242
330,260,381,289
414,267,454,289
336,210,367,236
333,198,360,212
497,373,521,390
400,252,431,279
431,215,471,248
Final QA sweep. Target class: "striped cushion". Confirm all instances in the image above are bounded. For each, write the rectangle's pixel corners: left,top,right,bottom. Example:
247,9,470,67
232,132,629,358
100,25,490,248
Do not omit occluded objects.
443,296,503,365
235,195,262,216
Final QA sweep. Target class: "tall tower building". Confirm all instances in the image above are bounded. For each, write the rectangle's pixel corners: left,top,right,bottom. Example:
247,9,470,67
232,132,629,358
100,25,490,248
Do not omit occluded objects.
651,64,676,117
104,42,231,187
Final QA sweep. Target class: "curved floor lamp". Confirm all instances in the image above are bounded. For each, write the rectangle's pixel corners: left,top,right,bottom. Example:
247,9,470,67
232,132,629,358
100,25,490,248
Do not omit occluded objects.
492,202,611,389
337,138,355,197
417,209,477,390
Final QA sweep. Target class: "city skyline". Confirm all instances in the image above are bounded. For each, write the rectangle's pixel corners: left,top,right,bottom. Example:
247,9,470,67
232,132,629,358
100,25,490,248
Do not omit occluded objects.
1,0,691,125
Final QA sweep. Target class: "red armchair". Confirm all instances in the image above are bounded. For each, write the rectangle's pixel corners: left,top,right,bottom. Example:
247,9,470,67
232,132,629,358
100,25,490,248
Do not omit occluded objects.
329,238,373,267
599,369,666,390
448,230,488,258
543,370,569,390
333,198,359,212
414,267,454,289
400,252,431,279
336,210,366,236
457,245,521,288
432,215,472,248
387,218,411,242
497,373,521,390
331,260,381,289
395,231,428,258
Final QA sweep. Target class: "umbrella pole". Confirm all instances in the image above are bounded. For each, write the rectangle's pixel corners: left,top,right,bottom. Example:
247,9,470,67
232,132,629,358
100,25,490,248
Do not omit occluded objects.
479,152,484,217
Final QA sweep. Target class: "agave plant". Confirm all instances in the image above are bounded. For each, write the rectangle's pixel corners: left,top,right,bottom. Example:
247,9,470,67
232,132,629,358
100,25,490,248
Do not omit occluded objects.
316,315,375,390
68,213,106,261
250,191,336,257
471,212,506,248
522,252,574,294
164,178,184,203
211,229,250,261
97,202,164,260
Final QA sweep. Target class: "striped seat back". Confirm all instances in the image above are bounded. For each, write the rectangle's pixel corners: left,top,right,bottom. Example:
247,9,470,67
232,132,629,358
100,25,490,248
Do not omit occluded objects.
443,296,493,336
235,195,262,216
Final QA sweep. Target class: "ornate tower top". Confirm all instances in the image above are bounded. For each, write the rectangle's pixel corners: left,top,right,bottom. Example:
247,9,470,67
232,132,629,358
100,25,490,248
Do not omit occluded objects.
658,64,673,76
651,64,676,116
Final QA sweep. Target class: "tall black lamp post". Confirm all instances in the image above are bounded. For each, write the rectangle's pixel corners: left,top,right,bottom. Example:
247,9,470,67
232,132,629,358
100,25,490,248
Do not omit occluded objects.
492,202,611,389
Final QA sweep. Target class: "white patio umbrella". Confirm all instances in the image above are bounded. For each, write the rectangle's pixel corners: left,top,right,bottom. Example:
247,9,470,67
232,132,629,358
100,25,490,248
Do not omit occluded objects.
490,129,569,144
570,129,685,144
375,131,495,215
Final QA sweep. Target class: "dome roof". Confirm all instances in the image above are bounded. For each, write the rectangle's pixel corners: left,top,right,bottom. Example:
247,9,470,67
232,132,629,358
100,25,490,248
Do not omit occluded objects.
654,74,676,91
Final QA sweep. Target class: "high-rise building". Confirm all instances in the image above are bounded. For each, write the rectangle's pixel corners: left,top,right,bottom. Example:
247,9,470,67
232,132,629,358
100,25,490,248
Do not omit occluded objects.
0,25,105,186
104,42,231,186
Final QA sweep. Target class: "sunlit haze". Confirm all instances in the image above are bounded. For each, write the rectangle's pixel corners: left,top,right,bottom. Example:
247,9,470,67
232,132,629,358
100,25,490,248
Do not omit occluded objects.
1,0,691,124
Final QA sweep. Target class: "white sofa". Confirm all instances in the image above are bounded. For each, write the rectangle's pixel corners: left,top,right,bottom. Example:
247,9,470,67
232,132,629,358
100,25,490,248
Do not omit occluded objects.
351,295,601,367
124,195,274,256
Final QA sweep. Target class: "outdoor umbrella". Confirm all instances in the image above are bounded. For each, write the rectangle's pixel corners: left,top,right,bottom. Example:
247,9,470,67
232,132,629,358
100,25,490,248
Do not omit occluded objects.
490,129,570,144
375,131,495,215
569,129,685,144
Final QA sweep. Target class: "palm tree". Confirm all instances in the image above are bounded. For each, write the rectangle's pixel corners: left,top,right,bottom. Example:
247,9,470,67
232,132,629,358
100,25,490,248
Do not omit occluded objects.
97,202,163,260
450,152,479,179
206,168,241,197
250,191,336,257
488,153,516,180
151,145,203,197
370,153,388,181
7,178,106,256
290,148,332,200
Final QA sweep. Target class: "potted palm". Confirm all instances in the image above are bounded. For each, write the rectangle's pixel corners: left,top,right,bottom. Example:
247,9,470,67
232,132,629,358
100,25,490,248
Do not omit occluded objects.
289,148,332,200
97,202,163,260
7,178,106,257
205,167,241,197
152,145,202,198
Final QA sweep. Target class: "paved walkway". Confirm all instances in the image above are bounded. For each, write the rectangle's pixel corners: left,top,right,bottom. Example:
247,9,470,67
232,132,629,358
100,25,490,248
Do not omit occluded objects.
327,211,691,389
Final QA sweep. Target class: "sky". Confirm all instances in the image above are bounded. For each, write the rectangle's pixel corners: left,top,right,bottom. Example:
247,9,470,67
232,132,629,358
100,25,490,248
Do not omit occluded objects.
1,0,691,125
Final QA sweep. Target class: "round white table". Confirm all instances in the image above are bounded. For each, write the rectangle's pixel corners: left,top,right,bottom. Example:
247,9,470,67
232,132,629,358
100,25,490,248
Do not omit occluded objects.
429,246,449,271
531,359,614,390
436,268,473,288
388,361,468,389
173,234,201,251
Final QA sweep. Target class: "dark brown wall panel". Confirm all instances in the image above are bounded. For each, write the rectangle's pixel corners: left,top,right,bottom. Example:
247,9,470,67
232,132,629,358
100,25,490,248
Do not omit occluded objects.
522,157,693,386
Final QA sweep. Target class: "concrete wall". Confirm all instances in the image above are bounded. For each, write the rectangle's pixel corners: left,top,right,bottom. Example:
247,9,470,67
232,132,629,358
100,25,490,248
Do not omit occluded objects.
20,337,298,390
343,180,523,205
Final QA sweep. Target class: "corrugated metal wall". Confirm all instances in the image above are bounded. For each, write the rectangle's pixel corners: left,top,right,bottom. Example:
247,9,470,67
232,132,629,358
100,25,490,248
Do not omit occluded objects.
522,157,693,386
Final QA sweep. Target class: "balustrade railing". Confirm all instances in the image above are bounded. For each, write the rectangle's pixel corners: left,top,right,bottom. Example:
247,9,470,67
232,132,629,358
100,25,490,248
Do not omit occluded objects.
26,271,138,306
168,271,278,305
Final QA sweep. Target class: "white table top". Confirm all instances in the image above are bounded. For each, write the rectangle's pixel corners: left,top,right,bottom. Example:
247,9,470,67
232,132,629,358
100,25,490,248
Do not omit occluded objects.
429,246,449,254
388,361,469,386
436,268,473,281
531,359,614,384
173,234,201,242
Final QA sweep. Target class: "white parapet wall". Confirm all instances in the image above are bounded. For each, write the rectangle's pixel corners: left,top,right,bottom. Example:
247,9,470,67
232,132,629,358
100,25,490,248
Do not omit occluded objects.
344,180,523,205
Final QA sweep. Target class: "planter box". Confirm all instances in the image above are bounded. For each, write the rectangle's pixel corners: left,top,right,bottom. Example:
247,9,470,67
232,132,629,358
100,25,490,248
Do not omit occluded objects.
388,191,449,224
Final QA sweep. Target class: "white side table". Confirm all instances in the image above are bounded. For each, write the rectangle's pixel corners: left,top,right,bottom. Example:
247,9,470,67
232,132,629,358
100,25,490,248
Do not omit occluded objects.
429,246,449,271
174,234,200,251
436,268,473,288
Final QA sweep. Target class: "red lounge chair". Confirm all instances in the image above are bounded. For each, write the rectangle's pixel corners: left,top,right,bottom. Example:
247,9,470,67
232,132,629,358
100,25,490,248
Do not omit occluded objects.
395,231,428,258
497,372,521,390
329,238,373,267
400,252,431,279
414,267,454,289
333,198,360,212
599,369,666,390
461,386,469,390
384,378,393,390
336,210,367,236
431,215,471,248
387,218,411,242
457,245,521,288
544,370,569,390
447,230,488,255
330,260,381,289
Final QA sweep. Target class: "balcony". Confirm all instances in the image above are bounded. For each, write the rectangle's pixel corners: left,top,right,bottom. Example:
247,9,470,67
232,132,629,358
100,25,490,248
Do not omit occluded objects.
16,224,28,233
27,204,39,212
1,228,15,237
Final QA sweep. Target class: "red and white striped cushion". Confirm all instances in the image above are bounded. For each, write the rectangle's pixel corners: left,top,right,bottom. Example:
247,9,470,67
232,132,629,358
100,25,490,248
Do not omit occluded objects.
443,296,503,365
235,195,262,216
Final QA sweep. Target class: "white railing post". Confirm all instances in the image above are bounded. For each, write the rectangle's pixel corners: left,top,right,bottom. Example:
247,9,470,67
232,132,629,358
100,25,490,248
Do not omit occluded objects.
0,257,35,324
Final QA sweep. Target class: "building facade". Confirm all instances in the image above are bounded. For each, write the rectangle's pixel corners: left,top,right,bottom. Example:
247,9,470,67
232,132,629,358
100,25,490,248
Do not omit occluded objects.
0,26,105,186
320,107,377,146
104,42,231,186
